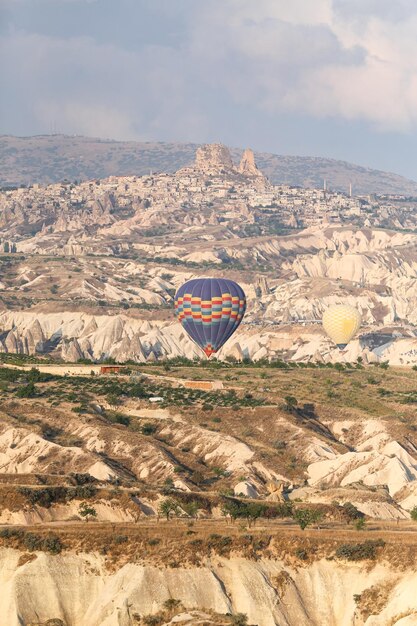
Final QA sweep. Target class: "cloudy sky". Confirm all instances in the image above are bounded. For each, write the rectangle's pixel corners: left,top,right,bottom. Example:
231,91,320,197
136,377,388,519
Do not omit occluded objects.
1,0,417,178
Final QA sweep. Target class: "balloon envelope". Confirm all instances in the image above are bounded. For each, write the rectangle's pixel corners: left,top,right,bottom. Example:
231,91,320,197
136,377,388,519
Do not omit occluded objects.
322,304,361,349
174,278,246,357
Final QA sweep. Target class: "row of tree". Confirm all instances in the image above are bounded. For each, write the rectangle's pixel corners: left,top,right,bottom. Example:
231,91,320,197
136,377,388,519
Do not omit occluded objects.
2,241,17,253
157,497,324,530
77,497,417,526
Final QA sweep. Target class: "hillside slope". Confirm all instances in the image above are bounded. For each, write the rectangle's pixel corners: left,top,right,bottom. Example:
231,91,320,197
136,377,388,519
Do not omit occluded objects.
0,361,417,624
2,143,417,366
1,134,417,195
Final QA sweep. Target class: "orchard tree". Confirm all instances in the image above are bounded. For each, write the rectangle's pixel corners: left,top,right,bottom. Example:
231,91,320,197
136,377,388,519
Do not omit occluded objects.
284,395,298,412
294,508,323,531
158,498,180,521
182,500,200,519
78,502,97,522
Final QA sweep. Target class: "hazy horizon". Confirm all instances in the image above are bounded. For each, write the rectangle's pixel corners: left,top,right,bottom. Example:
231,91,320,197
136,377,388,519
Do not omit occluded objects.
3,132,417,184
1,0,417,179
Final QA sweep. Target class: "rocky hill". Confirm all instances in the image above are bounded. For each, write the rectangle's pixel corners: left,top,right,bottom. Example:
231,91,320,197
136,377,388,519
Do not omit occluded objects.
2,134,417,195
1,358,417,518
2,144,417,365
2,140,417,625
1,548,417,626
0,360,417,625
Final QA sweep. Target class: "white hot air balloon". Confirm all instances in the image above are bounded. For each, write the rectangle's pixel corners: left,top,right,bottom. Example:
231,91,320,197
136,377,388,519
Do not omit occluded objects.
322,304,361,349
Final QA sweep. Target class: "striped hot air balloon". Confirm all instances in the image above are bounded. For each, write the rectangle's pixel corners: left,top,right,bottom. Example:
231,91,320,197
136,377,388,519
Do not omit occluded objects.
322,304,361,349
174,278,246,357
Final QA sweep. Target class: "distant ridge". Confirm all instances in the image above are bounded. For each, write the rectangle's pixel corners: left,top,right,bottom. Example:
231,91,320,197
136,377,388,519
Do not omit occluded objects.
1,134,416,196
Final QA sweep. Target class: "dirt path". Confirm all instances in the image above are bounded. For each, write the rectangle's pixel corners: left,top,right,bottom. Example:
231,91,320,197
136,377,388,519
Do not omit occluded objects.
2,362,224,390
4,517,417,540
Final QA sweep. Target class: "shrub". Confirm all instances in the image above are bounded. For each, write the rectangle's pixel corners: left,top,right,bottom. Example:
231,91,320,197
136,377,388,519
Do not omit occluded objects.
143,615,164,626
181,501,200,518
78,502,97,522
355,517,366,531
41,425,62,441
19,486,96,508
142,423,157,435
189,538,203,548
43,534,63,554
114,535,128,544
19,487,66,508
128,383,149,399
284,395,297,410
263,502,293,519
342,502,364,521
335,539,385,561
161,477,175,494
207,534,232,552
24,532,43,551
0,367,21,382
273,440,287,450
69,473,96,486
106,412,130,426
72,405,88,414
106,394,121,407
148,538,161,546
0,528,24,539
27,368,54,383
410,506,417,521
75,485,97,498
212,467,229,478
295,548,308,560
230,614,249,626
16,382,37,398
163,598,182,612
294,508,323,530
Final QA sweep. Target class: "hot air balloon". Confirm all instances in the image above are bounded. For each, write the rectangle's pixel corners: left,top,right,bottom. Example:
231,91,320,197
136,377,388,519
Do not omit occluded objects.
322,304,361,349
174,278,246,357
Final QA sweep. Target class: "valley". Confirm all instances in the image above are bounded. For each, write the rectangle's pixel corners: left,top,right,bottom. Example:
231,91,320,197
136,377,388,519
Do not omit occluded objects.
4,0,417,622
0,360,417,624
2,143,417,624
2,145,417,366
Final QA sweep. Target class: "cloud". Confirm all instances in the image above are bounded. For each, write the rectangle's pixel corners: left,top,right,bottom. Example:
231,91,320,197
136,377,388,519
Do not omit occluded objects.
187,0,417,131
333,0,417,24
1,0,417,140
0,29,207,140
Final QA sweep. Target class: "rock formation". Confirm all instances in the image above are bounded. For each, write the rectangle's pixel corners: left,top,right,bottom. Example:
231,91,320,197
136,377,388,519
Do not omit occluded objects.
266,480,286,502
238,148,263,177
194,143,234,172
1,551,417,626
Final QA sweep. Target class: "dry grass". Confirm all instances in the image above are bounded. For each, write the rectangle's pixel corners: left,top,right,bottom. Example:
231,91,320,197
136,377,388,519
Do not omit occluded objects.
355,580,397,621
1,362,417,487
17,552,37,567
387,612,417,626
1,519,417,571
0,362,416,561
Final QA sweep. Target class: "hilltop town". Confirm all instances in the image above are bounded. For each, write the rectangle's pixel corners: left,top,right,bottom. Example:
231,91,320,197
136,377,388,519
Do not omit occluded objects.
1,145,417,367
1,144,416,257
